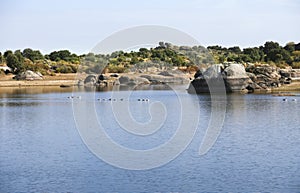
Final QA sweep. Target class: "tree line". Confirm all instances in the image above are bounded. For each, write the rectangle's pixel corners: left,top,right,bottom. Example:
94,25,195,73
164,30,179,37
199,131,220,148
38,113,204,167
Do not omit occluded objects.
208,41,300,68
1,41,300,75
0,49,81,74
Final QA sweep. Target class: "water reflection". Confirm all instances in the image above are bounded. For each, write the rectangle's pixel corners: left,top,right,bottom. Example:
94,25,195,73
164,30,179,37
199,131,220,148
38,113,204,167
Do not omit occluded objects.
0,84,185,96
0,86,299,192
0,101,40,107
0,86,75,96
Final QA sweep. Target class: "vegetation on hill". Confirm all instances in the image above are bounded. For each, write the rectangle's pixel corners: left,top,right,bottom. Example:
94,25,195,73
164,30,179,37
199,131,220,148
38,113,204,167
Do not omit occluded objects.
208,41,300,68
1,41,300,75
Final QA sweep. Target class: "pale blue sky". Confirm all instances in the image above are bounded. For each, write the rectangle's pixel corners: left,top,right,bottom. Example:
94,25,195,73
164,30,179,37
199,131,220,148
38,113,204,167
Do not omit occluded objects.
0,0,299,54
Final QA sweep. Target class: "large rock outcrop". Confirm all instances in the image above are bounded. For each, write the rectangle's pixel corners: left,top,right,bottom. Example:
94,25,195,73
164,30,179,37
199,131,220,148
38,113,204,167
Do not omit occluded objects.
188,64,252,93
83,71,190,87
118,76,150,86
246,64,282,88
14,70,43,80
188,63,294,94
83,74,110,86
140,73,189,84
223,63,253,92
84,74,98,86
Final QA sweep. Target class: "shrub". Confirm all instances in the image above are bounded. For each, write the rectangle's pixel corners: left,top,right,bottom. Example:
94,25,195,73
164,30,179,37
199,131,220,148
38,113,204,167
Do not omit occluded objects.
292,62,300,69
107,65,126,73
54,62,78,73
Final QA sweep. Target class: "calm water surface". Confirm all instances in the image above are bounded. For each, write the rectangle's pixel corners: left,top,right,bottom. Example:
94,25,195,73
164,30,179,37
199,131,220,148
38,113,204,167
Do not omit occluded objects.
0,86,299,192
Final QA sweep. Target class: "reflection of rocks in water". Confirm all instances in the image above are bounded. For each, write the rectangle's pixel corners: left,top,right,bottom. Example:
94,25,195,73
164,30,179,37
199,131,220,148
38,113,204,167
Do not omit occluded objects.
0,101,40,107
108,84,173,91
0,87,75,95
134,84,173,91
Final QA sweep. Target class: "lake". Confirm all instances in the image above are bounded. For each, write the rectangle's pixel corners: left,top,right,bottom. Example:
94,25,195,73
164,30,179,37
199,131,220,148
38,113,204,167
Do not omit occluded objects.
0,86,299,192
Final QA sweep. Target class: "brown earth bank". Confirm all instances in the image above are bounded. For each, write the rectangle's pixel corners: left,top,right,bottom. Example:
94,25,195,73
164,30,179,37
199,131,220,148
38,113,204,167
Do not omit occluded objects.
0,73,78,87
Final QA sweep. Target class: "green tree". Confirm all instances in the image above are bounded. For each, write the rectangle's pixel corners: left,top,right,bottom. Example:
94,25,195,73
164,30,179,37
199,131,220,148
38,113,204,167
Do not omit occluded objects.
226,53,238,62
228,46,242,54
0,52,3,64
284,42,295,53
243,47,261,62
22,48,44,62
263,41,281,55
292,51,300,62
263,41,281,62
47,50,77,62
3,50,13,58
14,50,25,65
239,54,252,63
295,43,300,51
6,53,23,73
130,57,139,64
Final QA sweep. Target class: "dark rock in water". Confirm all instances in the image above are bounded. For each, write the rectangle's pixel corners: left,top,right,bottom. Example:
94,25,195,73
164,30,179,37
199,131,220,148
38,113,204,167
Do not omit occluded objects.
60,84,71,88
187,77,226,93
98,74,109,81
84,74,97,86
189,63,296,94
188,63,252,93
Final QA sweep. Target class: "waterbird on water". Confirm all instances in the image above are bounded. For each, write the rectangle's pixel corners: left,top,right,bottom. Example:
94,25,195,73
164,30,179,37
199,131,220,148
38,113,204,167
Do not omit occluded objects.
138,98,149,102
67,96,81,99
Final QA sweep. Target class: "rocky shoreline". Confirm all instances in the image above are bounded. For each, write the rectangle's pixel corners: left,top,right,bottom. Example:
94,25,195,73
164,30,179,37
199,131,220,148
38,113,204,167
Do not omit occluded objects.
1,65,300,94
187,63,300,94
81,70,192,87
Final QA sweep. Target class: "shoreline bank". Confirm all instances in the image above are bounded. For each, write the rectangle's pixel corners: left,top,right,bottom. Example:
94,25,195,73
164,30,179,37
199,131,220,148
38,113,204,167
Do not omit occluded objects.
1,73,300,92
0,73,78,87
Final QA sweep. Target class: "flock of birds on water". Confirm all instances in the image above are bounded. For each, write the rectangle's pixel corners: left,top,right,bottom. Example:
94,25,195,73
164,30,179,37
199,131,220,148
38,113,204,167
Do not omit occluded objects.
67,95,297,102
67,96,150,102
282,98,297,102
